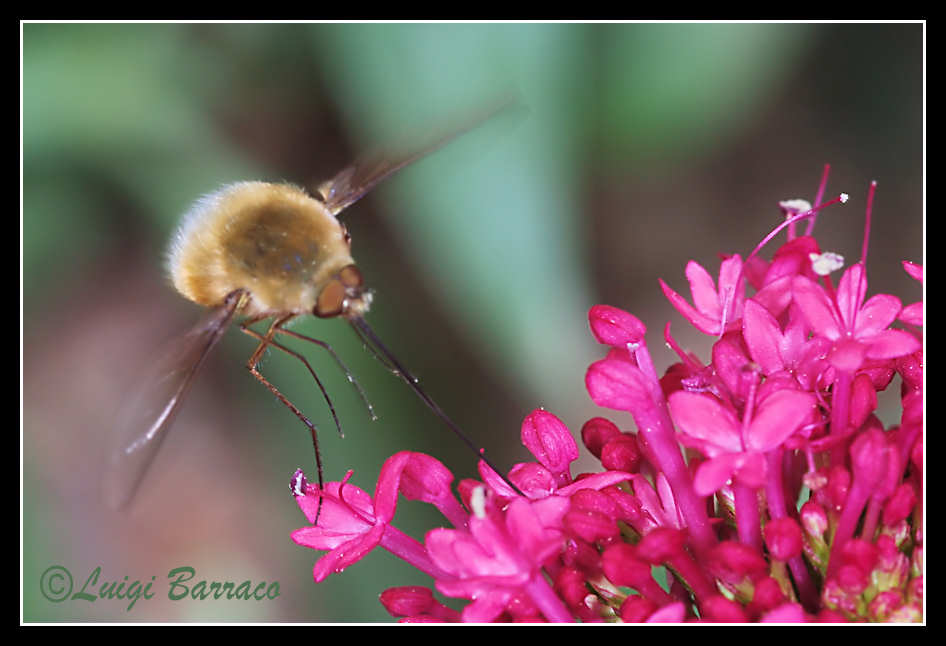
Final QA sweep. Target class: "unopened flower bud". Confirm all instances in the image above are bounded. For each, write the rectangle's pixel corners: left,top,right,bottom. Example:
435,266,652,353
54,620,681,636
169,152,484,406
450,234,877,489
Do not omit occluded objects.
521,409,579,479
580,417,622,459
380,586,435,617
764,517,803,561
602,543,652,589
850,428,890,489
600,433,641,473
701,595,749,622
800,500,829,538
883,482,917,527
620,595,657,623
589,304,646,347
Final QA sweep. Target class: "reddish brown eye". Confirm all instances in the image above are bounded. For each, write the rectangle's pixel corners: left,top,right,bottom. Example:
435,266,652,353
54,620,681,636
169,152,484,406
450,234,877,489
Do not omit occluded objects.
338,264,363,289
314,279,346,318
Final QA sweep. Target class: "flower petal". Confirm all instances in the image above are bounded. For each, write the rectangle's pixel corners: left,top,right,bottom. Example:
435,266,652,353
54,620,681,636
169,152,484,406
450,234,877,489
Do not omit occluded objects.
766,236,821,284
711,335,752,400
716,255,746,316
686,260,722,318
853,293,901,338
296,482,375,534
505,498,563,565
311,524,385,582
902,260,922,282
836,263,867,329
746,389,817,452
828,338,867,372
694,453,743,496
792,275,842,339
291,526,351,551
668,391,742,453
862,329,921,360
586,357,652,413
743,299,785,375
478,460,519,499
752,275,794,318
374,451,412,523
660,278,724,335
530,495,571,529
899,302,923,326
647,601,687,623
732,451,767,489
400,452,455,505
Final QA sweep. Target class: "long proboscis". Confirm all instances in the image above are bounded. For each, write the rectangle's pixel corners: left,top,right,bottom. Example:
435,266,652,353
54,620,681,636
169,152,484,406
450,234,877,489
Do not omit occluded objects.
348,315,522,496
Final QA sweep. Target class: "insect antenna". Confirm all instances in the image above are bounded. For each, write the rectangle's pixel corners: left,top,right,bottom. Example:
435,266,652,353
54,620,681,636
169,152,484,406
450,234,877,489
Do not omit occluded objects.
347,315,523,496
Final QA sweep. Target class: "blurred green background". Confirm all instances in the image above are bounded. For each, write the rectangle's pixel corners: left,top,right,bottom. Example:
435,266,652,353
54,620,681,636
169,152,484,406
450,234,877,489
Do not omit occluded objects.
22,22,923,622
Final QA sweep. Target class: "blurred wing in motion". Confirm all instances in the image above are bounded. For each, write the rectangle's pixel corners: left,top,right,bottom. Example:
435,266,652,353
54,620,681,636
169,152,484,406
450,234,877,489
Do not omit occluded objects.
101,290,246,509
316,96,526,216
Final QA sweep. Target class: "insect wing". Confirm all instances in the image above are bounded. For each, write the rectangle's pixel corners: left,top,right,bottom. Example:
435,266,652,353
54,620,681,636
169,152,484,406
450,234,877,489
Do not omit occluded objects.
101,292,243,509
318,98,525,216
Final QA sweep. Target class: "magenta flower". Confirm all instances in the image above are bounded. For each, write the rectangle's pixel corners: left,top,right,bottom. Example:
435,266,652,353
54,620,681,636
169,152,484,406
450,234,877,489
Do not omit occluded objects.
629,472,684,533
288,167,922,623
659,254,747,336
290,454,452,582
792,262,920,371
426,495,572,623
668,388,817,495
290,471,387,582
742,298,834,391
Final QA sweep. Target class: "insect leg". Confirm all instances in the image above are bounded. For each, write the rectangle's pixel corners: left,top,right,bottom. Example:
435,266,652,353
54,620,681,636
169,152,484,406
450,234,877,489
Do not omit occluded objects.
241,315,325,520
273,326,378,422
241,324,348,439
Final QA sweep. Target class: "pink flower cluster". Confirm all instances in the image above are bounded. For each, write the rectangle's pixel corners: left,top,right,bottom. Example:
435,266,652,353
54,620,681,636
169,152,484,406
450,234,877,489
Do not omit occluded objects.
290,168,923,622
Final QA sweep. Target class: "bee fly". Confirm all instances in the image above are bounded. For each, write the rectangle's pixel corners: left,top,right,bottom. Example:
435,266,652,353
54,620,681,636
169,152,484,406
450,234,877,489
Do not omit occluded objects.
102,100,524,511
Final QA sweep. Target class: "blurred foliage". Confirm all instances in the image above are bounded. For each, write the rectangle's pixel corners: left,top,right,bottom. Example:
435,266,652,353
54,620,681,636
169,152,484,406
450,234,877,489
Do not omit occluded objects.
22,22,922,623
598,23,811,159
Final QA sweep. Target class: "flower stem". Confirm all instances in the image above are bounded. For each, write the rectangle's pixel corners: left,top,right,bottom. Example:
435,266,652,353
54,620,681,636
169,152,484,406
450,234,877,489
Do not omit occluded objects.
380,525,453,581
524,572,575,623
734,483,762,553
830,371,853,465
765,450,818,611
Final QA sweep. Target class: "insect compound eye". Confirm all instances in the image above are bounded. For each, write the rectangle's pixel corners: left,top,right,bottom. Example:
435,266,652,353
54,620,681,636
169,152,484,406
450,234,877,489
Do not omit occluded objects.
314,278,346,318
338,264,363,289
315,264,365,318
